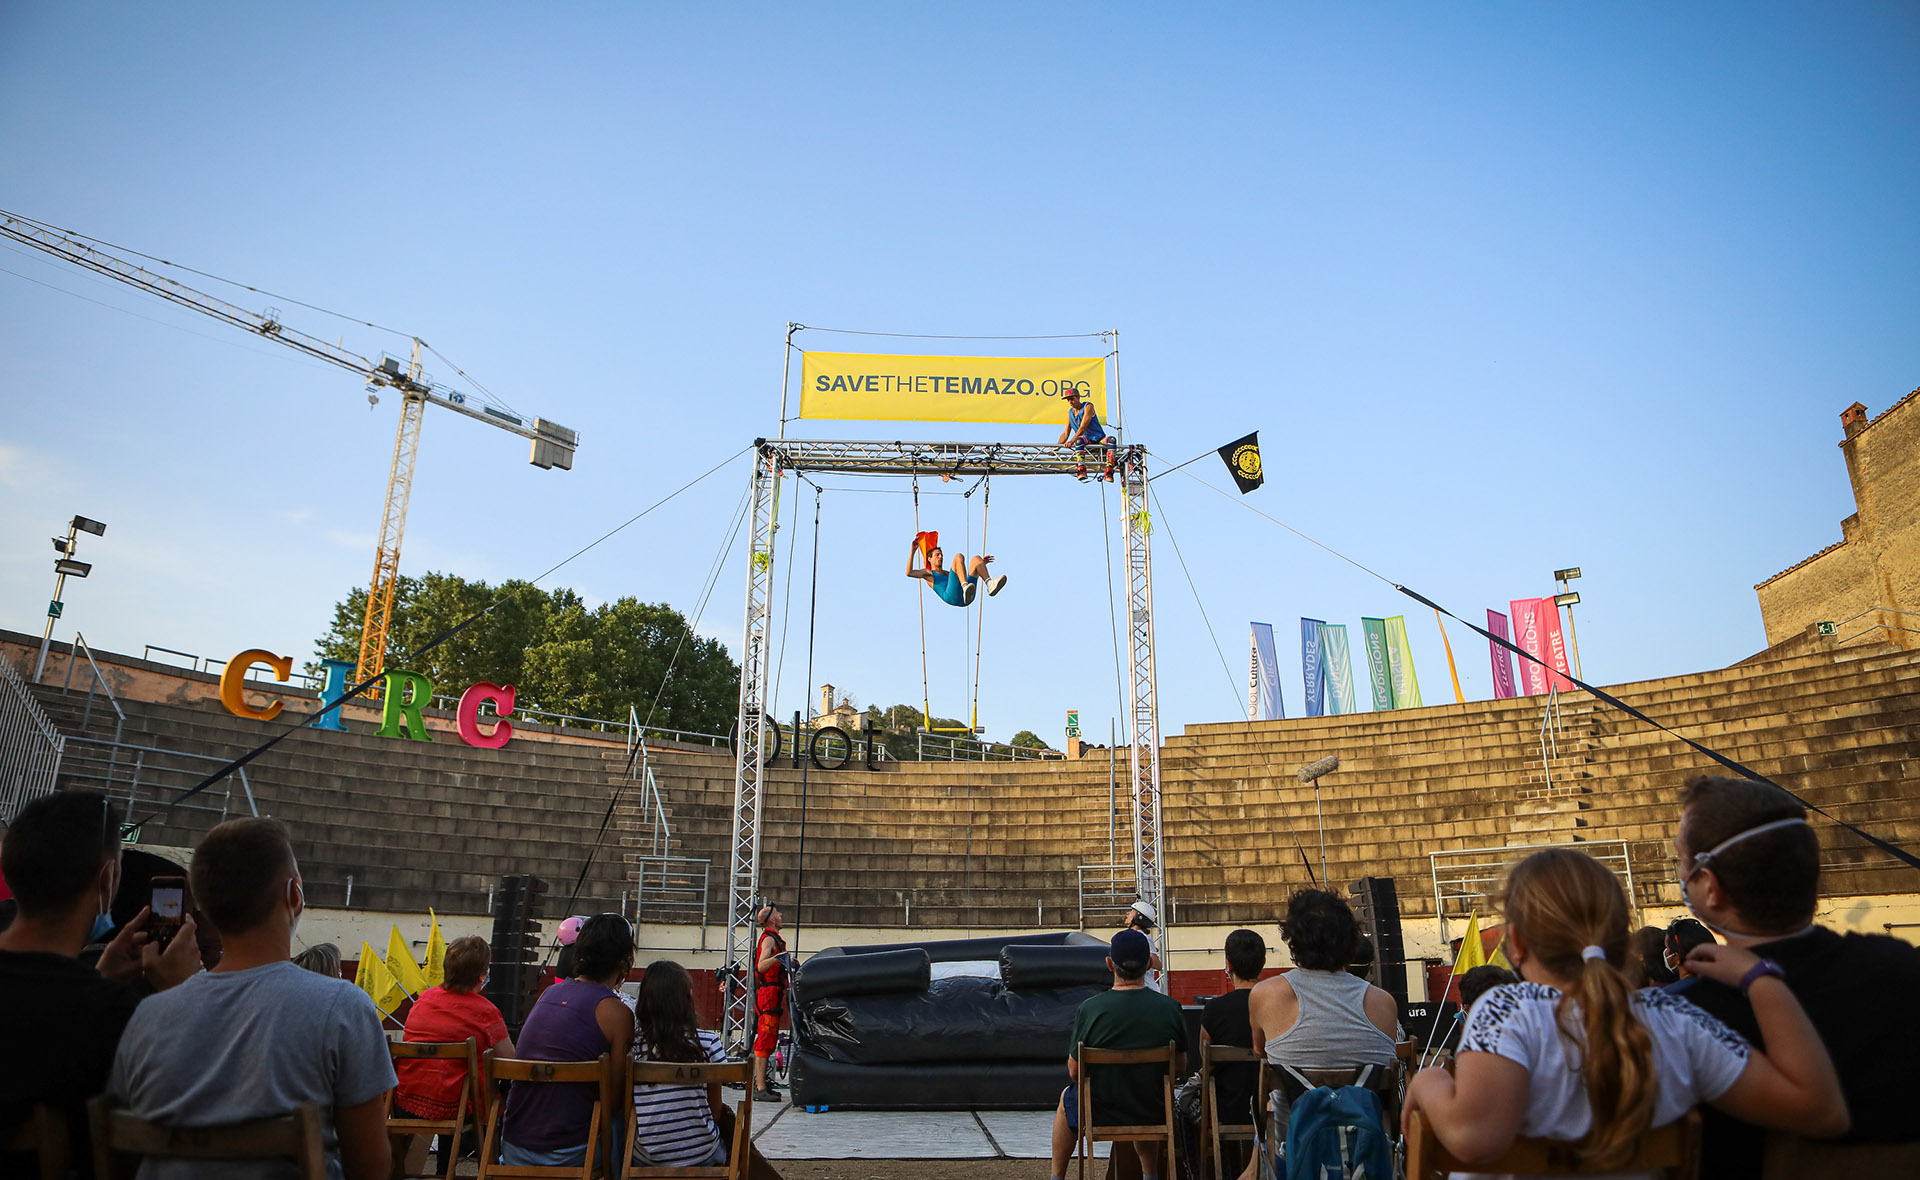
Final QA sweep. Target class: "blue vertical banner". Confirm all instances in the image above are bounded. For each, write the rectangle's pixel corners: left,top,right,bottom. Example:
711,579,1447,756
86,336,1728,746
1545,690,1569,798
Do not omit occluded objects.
1361,618,1395,711
1301,617,1327,718
1319,623,1359,715
1249,622,1286,721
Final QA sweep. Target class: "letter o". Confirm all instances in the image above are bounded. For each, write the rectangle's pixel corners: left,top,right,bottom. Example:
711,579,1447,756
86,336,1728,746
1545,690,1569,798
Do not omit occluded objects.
808,725,852,770
1017,379,1034,395
727,713,784,764
1040,379,1057,395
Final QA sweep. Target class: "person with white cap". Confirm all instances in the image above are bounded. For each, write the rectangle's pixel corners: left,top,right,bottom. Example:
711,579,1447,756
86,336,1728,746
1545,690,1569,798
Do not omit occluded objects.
1123,898,1165,993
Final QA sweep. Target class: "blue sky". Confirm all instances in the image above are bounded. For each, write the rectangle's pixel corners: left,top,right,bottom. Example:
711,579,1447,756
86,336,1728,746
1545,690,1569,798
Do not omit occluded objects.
2,4,1916,744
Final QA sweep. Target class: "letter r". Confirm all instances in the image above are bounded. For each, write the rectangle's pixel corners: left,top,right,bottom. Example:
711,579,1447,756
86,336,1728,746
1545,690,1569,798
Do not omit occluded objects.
377,669,436,741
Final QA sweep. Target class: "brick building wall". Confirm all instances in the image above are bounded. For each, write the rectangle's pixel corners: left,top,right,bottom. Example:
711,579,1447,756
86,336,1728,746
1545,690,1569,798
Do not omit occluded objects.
1757,387,1920,650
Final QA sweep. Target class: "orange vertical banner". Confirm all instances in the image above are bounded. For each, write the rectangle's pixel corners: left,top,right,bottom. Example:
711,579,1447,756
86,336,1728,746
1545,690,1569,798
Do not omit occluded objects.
1434,609,1465,704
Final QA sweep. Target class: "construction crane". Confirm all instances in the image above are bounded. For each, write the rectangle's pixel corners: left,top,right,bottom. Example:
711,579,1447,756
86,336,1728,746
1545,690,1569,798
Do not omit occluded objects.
1,209,579,687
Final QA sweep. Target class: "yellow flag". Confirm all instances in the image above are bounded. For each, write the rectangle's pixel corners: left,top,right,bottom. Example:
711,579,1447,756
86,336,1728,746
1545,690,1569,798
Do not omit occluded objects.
1451,914,1488,976
356,941,401,1018
386,924,428,1001
1489,940,1513,970
425,910,447,988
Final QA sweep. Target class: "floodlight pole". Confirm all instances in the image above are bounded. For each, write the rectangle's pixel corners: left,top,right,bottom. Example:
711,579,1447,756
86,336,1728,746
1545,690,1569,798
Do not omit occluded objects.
34,517,92,683
718,439,1167,1051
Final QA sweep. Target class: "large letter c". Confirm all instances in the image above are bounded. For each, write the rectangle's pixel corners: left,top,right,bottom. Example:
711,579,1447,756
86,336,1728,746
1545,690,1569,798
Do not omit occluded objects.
219,649,293,721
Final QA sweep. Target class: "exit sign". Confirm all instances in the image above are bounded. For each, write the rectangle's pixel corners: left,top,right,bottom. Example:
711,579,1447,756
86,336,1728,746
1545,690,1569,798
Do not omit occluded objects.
47,600,63,619
1065,709,1081,738
1816,621,1837,636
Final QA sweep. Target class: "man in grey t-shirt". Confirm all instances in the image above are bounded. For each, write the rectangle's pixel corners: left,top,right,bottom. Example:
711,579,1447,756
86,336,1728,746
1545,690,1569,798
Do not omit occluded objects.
109,818,395,1180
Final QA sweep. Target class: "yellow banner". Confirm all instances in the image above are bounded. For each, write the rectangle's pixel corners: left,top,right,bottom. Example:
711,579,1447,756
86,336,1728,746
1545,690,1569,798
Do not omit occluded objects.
800,352,1108,424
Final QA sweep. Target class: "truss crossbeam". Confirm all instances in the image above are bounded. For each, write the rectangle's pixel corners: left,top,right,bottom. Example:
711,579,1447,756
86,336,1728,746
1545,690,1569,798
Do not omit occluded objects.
760,438,1136,478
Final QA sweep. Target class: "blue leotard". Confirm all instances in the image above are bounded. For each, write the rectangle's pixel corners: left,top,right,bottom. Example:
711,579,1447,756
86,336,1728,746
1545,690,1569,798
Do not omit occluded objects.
932,567,971,607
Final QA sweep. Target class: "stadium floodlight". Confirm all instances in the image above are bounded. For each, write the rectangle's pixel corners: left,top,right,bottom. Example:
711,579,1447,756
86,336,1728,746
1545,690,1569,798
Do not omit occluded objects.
35,514,106,682
1554,567,1581,581
1554,591,1581,608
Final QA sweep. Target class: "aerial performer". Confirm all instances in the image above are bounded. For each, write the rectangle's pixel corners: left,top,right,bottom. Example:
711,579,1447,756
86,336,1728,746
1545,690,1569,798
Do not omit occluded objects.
1058,386,1115,481
907,531,1007,605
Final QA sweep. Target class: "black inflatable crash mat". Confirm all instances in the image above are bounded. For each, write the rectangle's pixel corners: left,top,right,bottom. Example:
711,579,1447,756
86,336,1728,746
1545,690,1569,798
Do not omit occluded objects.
796,980,1103,1065
802,931,1103,965
999,943,1114,990
792,947,930,1004
790,1047,1071,1110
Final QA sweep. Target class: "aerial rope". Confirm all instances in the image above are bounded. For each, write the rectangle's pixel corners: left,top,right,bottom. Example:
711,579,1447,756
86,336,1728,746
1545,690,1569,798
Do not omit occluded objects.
913,475,932,730
795,486,822,942
965,472,992,733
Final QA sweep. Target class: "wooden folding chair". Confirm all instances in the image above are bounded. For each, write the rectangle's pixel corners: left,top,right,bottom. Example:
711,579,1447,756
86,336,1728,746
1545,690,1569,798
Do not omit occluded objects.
1405,1108,1701,1179
88,1096,326,1180
476,1050,615,1180
1760,1132,1920,1180
387,1037,482,1180
621,1058,753,1179
1201,1043,1259,1180
1077,1041,1179,1180
4,1103,69,1180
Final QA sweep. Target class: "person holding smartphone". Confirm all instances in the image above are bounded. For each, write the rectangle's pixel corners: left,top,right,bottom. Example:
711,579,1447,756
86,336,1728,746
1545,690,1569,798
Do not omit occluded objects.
0,791,202,1177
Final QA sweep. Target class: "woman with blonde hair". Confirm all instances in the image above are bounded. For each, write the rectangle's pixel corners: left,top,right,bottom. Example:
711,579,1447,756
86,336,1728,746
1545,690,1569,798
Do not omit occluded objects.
1402,848,1846,1174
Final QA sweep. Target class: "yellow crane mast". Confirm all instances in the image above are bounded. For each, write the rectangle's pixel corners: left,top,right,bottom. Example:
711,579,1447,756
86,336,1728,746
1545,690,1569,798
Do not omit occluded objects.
0,210,579,687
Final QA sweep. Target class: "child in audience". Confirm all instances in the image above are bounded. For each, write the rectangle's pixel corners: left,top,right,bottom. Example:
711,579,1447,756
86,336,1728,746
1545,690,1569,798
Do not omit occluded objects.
1402,848,1846,1173
631,960,782,1179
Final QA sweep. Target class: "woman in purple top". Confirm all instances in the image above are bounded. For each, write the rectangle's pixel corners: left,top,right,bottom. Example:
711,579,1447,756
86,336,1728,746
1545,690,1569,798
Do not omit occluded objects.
500,913,636,1168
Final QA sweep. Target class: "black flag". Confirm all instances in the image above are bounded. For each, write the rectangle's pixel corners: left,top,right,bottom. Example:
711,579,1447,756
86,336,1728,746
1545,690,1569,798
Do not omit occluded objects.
1216,431,1263,494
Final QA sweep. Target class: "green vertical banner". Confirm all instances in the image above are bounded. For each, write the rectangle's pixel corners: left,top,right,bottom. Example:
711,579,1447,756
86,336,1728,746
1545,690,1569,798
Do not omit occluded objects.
1384,616,1423,708
1361,618,1395,711
1318,623,1359,715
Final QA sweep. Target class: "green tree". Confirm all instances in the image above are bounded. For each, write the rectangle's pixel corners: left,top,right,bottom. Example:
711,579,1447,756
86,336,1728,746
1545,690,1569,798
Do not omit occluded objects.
1009,730,1054,751
311,573,739,736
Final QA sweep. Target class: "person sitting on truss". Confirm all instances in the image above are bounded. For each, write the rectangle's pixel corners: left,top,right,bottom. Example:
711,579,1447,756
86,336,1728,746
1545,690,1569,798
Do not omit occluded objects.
907,531,1006,605
1058,386,1116,482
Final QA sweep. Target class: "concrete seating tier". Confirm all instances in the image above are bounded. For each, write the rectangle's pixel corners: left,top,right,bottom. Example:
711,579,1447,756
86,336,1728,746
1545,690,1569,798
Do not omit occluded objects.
19,631,1918,935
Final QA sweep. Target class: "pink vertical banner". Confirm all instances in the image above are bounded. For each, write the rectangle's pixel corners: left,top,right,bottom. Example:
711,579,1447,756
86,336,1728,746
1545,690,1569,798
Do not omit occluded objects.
1487,610,1518,699
1533,598,1576,690
1510,598,1552,695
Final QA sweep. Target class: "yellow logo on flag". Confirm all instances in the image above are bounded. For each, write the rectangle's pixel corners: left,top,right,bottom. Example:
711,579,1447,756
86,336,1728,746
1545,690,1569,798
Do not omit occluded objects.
1230,444,1261,481
386,924,428,1002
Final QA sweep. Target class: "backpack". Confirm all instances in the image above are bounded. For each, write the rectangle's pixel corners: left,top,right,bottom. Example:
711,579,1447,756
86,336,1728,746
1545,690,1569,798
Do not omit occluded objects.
1278,1064,1393,1180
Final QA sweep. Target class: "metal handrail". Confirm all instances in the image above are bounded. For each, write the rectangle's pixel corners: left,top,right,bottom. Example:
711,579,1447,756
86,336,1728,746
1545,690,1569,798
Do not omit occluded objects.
1078,862,1138,930
0,649,64,822
141,644,202,670
916,730,1058,762
62,633,126,747
60,735,259,823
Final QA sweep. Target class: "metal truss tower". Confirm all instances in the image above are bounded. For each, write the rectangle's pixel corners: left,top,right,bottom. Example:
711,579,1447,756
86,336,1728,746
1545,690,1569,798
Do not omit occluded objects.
721,439,1167,1051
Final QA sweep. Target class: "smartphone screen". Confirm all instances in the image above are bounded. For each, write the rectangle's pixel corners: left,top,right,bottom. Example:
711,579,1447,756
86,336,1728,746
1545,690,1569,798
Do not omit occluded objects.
150,876,186,948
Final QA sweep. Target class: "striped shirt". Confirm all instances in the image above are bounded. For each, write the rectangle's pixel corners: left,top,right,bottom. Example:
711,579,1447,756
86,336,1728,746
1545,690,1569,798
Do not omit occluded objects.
630,1029,727,1167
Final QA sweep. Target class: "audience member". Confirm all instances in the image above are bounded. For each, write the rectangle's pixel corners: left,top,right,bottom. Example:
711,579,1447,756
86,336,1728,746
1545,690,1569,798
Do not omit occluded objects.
1049,929,1187,1180
109,816,396,1180
0,792,200,1175
1250,889,1399,1070
630,960,781,1179
1667,775,1920,1177
1455,964,1516,1013
1190,929,1264,1178
1664,917,1715,982
553,913,586,980
1238,889,1398,1179
501,912,636,1169
752,903,789,1101
1123,898,1166,992
292,941,342,978
1403,846,1846,1172
394,935,514,1173
1630,924,1677,988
